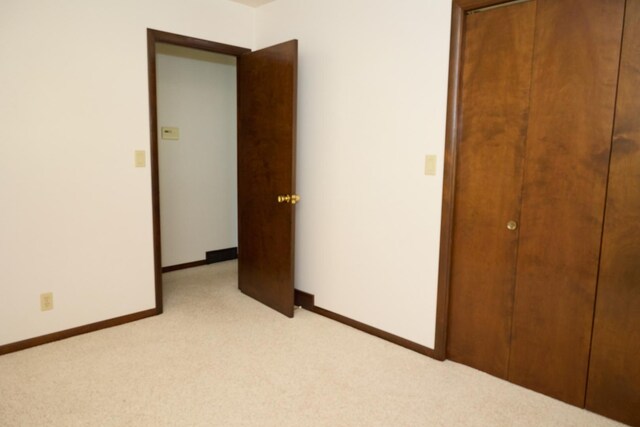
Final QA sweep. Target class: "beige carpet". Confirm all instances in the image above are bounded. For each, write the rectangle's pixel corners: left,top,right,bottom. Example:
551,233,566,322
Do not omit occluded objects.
0,261,623,426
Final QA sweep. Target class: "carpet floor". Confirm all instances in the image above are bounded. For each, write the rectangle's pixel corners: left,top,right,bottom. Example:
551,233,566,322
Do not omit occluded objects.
0,261,623,426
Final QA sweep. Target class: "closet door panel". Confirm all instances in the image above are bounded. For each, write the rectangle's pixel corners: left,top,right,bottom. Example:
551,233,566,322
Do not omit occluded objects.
447,1,536,378
586,1,640,424
508,0,625,406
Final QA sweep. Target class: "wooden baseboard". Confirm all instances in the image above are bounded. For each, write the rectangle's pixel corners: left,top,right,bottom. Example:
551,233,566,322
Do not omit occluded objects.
293,289,438,359
162,260,207,273
206,247,238,264
294,289,315,308
2,289,437,359
0,308,158,356
162,249,238,273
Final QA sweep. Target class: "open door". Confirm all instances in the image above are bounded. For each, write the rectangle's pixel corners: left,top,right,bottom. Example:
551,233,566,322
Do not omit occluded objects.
237,40,298,317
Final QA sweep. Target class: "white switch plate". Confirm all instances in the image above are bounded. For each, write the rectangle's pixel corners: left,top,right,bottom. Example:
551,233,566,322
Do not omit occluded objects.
425,155,437,176
161,127,179,140
135,150,146,168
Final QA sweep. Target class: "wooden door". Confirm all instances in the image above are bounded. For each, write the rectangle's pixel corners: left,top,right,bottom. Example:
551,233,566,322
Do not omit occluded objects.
237,40,298,317
447,0,536,378
446,0,628,409
586,1,640,424
507,0,625,406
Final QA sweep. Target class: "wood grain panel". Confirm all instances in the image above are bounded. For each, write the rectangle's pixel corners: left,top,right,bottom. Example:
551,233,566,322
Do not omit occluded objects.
447,1,536,378
508,0,625,406
237,41,297,317
586,1,640,424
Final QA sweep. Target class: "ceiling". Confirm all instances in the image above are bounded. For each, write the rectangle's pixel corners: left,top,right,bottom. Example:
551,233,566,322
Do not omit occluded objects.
228,0,276,7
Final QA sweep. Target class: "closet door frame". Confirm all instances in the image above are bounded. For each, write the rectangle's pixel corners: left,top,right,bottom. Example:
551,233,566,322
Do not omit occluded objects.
434,0,530,360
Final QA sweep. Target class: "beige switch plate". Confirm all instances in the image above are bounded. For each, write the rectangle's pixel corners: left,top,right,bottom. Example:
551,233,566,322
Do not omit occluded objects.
161,127,179,140
40,292,53,311
135,150,146,168
425,155,437,176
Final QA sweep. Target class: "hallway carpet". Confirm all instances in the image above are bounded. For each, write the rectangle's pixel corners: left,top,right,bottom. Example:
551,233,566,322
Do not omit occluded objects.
0,261,622,426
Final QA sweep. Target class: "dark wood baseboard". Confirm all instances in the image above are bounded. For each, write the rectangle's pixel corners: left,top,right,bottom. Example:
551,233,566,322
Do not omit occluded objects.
162,248,238,273
162,260,207,273
206,247,238,264
293,289,438,359
0,308,158,356
294,289,315,308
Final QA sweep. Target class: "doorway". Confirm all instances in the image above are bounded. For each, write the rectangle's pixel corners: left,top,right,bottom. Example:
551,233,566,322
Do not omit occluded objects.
147,29,250,314
147,29,299,317
147,30,251,313
155,43,238,273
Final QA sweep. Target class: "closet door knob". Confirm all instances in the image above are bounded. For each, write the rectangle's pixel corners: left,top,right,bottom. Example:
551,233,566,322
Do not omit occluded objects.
507,220,518,231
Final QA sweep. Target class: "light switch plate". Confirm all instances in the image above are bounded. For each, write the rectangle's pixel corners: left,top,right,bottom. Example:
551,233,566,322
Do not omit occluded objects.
425,155,437,176
161,127,179,140
135,150,146,168
40,292,53,311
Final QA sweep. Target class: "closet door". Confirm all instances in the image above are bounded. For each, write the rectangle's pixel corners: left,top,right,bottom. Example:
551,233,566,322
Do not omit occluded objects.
586,1,640,424
507,0,625,406
447,0,536,378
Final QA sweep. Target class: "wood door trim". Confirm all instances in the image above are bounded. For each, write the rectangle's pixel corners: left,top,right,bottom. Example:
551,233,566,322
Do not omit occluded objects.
433,2,464,361
434,0,527,360
146,29,250,313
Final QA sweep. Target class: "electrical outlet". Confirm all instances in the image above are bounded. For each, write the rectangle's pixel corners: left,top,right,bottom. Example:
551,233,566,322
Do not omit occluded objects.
40,292,53,311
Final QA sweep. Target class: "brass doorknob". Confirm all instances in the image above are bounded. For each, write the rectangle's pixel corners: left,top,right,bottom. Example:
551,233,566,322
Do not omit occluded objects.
277,194,301,205
507,220,518,231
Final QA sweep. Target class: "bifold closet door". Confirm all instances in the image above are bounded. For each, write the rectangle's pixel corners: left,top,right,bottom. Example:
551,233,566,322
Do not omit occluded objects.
507,0,625,406
447,0,536,378
586,1,640,424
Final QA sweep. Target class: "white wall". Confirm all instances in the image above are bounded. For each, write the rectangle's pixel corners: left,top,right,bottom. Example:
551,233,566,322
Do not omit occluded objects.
0,0,453,350
255,0,452,348
0,0,252,346
156,45,238,267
